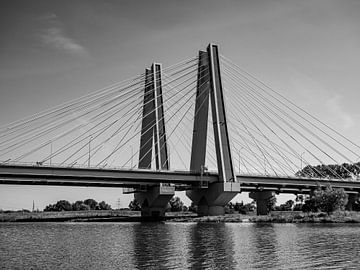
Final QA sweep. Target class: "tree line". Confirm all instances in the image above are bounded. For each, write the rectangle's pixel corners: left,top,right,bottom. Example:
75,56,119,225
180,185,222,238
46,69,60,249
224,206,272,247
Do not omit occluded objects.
296,162,360,179
44,199,112,212
267,184,356,214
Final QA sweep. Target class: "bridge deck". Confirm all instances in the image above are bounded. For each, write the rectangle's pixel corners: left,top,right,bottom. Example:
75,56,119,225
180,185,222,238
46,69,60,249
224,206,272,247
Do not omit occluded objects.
0,165,359,193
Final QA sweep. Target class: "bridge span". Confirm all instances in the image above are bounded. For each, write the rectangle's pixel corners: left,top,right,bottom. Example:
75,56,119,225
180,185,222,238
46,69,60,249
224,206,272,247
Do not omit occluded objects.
1,163,359,193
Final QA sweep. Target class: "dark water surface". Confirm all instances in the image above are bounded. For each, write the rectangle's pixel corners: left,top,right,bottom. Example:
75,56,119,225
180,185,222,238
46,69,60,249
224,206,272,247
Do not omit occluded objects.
0,222,359,269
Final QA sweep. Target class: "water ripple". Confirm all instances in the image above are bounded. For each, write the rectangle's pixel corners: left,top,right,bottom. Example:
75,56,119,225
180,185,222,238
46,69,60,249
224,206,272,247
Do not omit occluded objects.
0,222,359,269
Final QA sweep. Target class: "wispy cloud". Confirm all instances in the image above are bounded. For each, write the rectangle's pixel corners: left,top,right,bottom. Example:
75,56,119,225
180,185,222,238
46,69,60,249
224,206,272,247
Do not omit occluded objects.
325,95,355,129
40,13,88,56
288,69,356,130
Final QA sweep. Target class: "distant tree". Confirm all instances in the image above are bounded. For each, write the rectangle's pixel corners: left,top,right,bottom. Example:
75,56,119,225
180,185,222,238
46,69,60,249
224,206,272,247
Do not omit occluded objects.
302,185,348,213
129,199,141,211
84,199,98,210
267,195,277,212
72,200,84,211
44,200,72,212
188,202,197,213
99,201,112,210
169,197,184,212
80,204,91,211
293,195,305,211
277,200,294,211
317,185,348,213
44,204,55,212
302,197,318,212
296,162,360,179
233,201,256,214
295,195,304,204
224,202,234,214
44,199,112,212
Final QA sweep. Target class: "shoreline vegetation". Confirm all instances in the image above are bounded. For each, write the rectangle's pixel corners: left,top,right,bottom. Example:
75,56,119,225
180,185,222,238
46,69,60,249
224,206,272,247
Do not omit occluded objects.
1,210,360,223
2,184,359,223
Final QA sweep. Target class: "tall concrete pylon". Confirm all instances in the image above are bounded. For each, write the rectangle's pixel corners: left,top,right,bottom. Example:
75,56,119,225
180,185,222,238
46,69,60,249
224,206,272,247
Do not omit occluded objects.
186,44,240,216
135,63,174,218
138,64,169,170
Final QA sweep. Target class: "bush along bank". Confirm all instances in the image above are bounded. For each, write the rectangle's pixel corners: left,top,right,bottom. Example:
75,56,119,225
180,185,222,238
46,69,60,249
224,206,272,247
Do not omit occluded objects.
250,211,360,223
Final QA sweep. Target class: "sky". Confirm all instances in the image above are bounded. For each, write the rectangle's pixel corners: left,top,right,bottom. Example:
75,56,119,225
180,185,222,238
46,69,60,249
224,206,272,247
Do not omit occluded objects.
1,0,360,210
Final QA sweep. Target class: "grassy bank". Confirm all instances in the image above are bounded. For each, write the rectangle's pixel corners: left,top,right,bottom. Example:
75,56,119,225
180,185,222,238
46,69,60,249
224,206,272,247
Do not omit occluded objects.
0,210,140,222
168,211,360,223
2,210,360,223
250,211,360,223
166,213,253,223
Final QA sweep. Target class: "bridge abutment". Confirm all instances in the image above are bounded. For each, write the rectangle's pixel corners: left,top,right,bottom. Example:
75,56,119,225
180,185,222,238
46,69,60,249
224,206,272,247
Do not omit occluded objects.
249,191,275,215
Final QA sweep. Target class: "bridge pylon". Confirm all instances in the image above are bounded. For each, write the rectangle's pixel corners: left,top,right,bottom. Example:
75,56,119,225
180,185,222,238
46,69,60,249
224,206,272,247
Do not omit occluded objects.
135,63,174,218
186,44,240,216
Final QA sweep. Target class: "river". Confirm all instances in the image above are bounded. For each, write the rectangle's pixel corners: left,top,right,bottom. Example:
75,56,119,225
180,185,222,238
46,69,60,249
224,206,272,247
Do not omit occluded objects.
0,222,359,269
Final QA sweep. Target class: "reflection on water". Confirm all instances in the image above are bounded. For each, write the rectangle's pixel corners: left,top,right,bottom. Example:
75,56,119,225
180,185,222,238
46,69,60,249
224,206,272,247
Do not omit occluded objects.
132,223,186,269
1,222,360,269
249,224,280,269
187,223,236,269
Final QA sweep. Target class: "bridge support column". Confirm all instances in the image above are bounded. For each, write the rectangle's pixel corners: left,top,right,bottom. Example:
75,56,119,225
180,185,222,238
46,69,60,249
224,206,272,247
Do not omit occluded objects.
187,182,240,216
345,193,359,211
249,191,275,215
135,184,175,218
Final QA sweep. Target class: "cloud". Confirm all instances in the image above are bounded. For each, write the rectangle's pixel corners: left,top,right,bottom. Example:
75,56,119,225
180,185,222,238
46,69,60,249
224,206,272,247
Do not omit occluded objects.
40,14,88,56
325,95,355,129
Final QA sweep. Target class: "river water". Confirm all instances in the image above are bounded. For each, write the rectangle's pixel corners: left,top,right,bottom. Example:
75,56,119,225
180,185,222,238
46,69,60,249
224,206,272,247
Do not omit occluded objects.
0,222,359,269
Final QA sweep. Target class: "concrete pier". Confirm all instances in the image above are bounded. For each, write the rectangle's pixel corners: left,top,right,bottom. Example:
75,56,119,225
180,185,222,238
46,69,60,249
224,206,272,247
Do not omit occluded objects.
135,184,174,218
346,193,359,211
249,191,275,215
186,182,240,216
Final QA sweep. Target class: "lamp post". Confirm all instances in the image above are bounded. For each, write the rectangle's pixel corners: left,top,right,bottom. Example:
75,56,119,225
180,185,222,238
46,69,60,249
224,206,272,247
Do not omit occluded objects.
88,136,93,168
300,151,305,172
50,140,52,166
130,145,133,168
238,147,244,174
264,158,267,175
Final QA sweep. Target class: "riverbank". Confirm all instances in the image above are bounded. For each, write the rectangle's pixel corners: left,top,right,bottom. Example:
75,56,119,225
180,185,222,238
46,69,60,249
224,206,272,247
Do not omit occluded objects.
1,210,360,223
0,210,198,222
167,211,360,223
0,210,141,222
250,211,360,223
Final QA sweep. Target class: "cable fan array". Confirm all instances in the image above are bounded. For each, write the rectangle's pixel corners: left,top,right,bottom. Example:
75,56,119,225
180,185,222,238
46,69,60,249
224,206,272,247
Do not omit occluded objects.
220,55,360,180
1,50,359,181
0,55,218,171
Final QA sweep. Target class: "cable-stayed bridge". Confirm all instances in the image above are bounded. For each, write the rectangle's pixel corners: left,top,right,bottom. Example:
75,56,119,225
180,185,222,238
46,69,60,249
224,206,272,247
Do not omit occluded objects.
1,44,360,216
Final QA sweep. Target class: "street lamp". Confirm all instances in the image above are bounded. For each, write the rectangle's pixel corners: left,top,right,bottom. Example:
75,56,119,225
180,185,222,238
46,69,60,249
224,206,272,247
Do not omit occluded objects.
50,140,52,166
238,147,244,174
88,136,93,168
300,151,306,172
130,145,133,168
264,157,267,175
